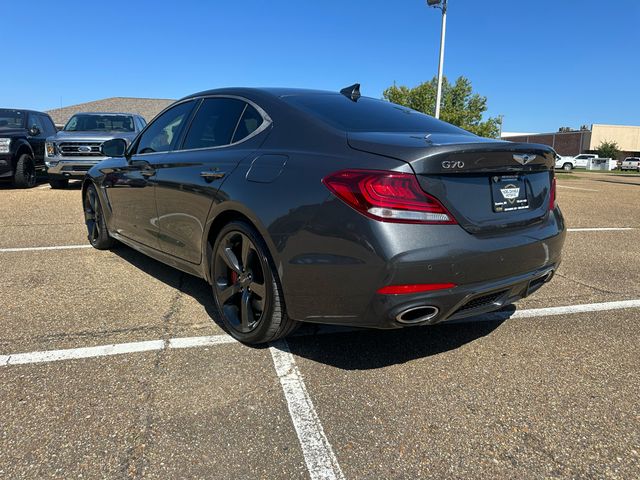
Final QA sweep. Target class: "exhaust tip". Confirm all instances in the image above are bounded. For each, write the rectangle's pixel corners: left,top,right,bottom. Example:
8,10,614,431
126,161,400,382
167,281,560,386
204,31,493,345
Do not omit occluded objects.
396,306,439,324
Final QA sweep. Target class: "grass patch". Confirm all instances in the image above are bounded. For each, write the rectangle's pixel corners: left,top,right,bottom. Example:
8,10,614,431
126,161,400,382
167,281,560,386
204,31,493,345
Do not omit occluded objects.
573,169,640,176
555,173,578,180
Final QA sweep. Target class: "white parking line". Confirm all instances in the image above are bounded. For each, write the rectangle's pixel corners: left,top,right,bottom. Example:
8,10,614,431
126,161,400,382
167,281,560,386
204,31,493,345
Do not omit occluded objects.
567,227,635,232
556,185,599,192
270,340,345,480
0,244,92,253
2,299,640,368
0,340,165,366
3,299,639,480
512,299,640,318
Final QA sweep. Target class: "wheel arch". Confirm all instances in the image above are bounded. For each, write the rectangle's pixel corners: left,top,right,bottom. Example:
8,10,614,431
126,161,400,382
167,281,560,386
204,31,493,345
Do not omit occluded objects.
12,140,34,168
202,203,280,285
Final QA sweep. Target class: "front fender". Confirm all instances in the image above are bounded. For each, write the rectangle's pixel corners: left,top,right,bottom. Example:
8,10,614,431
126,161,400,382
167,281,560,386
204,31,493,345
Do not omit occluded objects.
10,138,34,162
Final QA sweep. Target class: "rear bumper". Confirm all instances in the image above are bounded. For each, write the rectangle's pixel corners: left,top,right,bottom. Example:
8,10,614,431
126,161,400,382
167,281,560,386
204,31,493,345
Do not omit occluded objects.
46,158,103,179
283,203,566,328
366,264,557,328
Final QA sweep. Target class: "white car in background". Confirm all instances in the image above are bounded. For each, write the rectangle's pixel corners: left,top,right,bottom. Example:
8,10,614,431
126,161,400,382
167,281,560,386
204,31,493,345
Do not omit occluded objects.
620,157,640,172
573,153,598,168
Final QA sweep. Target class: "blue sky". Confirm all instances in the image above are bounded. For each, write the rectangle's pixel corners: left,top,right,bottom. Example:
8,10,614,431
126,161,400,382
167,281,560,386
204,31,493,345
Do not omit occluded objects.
4,0,638,132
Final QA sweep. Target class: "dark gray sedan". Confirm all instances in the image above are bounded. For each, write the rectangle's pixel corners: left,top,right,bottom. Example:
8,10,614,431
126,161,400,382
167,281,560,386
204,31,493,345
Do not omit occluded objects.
83,85,565,344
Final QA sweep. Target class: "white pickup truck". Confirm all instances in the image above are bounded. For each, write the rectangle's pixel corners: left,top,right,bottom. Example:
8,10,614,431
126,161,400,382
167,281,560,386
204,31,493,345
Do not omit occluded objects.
572,153,599,168
555,153,609,170
555,155,577,171
620,157,640,172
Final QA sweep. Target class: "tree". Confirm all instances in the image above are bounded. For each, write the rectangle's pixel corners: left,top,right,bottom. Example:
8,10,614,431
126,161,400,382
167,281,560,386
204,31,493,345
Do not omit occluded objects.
382,76,501,138
596,140,620,160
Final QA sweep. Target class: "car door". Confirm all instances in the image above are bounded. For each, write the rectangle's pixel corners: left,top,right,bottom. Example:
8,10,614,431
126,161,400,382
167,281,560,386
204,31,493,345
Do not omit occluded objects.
26,113,46,161
105,100,197,250
574,155,588,168
154,97,268,263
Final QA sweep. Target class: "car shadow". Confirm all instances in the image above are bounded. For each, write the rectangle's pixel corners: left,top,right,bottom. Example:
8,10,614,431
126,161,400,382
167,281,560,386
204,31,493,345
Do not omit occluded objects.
285,315,507,370
595,179,640,187
111,244,511,369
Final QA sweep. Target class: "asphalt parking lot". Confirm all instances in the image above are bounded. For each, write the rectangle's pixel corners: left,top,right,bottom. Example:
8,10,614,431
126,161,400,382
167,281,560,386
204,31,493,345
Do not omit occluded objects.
1,171,639,479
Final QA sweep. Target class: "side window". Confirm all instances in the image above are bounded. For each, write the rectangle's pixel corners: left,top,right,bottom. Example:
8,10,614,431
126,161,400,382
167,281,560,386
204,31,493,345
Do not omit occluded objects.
27,114,45,135
232,104,264,143
182,98,246,150
40,115,56,136
135,101,194,154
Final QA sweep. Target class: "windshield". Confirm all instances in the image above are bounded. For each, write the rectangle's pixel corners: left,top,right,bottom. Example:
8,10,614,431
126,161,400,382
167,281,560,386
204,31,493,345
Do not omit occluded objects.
64,114,135,132
282,94,471,135
0,110,25,129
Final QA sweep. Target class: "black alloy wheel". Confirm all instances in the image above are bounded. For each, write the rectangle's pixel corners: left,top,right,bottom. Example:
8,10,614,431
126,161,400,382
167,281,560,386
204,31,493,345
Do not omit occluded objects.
84,184,114,250
211,221,297,343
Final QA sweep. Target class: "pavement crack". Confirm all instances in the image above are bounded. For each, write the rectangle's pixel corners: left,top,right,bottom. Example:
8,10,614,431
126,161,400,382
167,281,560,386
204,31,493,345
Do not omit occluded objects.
555,272,624,296
123,273,184,479
0,325,165,349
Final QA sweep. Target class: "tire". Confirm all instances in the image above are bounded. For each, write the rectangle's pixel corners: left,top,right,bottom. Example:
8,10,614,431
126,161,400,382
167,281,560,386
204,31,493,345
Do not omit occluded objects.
83,184,114,250
49,179,69,189
13,153,37,188
563,163,573,171
211,221,298,344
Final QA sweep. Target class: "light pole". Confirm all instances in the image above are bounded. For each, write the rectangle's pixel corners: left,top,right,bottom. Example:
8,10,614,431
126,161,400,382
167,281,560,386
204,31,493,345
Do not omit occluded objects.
427,0,447,119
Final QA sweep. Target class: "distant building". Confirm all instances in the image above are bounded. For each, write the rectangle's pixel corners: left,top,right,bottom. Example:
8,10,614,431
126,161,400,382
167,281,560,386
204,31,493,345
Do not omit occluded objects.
46,97,175,128
502,124,640,159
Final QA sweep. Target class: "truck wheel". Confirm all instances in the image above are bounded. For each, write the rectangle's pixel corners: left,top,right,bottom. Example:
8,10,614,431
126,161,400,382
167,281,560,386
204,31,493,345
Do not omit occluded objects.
563,163,573,171
49,179,69,189
84,184,114,250
13,154,37,188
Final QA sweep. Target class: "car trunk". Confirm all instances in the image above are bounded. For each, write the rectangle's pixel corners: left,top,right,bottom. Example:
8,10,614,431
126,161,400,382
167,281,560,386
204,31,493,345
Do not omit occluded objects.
347,132,556,234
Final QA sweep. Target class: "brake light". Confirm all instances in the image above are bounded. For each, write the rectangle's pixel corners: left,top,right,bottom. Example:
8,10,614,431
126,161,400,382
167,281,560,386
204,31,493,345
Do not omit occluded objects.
377,283,456,295
322,169,456,224
549,177,557,211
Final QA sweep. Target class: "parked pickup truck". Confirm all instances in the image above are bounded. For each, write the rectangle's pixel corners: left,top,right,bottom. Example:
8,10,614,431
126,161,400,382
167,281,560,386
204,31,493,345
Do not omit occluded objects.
620,157,640,172
555,154,576,171
572,153,599,168
0,108,58,188
45,112,146,188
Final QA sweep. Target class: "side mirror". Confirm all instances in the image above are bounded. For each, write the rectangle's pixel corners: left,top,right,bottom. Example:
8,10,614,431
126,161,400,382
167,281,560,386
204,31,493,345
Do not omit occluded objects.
29,125,40,136
101,138,127,157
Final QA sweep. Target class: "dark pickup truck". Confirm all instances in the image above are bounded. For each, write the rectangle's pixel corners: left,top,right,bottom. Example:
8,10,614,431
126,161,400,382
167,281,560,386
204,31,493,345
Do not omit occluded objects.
0,108,57,188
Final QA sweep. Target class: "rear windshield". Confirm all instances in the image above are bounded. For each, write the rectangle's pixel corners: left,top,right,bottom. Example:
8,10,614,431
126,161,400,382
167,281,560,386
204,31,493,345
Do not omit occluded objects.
64,114,135,132
282,94,470,135
0,110,25,129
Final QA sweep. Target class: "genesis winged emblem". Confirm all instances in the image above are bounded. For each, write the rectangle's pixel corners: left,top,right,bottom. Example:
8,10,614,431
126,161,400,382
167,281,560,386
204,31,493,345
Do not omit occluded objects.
513,153,537,165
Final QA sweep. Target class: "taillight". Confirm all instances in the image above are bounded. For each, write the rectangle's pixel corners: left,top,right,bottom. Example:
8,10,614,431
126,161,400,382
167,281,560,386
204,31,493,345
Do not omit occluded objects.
322,169,456,224
377,283,456,295
549,177,557,211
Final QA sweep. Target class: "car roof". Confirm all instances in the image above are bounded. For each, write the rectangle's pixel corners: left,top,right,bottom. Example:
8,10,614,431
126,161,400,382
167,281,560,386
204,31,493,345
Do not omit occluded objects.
0,108,50,115
71,112,139,116
181,87,344,101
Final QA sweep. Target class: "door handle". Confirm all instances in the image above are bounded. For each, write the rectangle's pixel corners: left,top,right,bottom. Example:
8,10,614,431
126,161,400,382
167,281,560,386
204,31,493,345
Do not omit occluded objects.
200,171,226,181
140,167,156,178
